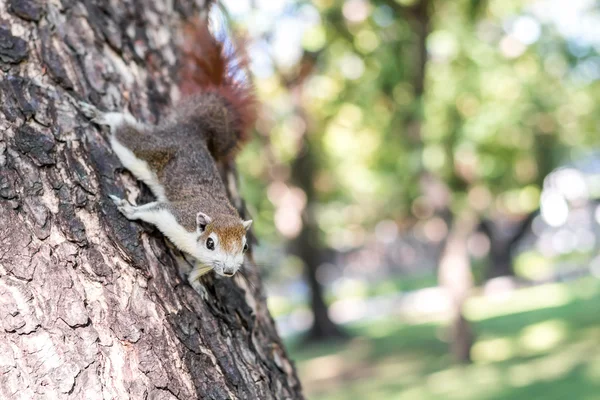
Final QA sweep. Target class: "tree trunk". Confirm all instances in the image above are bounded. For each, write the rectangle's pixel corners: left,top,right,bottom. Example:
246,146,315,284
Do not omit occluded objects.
290,144,347,343
479,220,515,279
438,215,475,363
488,245,514,279
0,1,303,399
480,211,538,280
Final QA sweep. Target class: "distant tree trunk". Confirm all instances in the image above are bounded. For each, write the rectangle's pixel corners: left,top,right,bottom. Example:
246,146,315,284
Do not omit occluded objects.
0,1,303,399
479,211,537,280
438,214,475,363
480,219,515,279
395,0,476,363
290,143,347,342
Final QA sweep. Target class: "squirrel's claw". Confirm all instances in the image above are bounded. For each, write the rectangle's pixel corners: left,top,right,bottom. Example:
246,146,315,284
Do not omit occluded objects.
109,195,136,219
108,194,124,205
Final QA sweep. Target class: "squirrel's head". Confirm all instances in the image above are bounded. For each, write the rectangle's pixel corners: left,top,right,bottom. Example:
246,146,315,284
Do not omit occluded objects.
194,212,252,277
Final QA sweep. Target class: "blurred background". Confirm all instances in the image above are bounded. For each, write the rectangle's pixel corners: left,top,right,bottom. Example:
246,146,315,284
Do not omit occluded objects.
220,0,600,398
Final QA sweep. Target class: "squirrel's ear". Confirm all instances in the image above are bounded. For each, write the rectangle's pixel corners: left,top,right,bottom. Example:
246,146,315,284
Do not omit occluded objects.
196,212,212,232
242,220,253,230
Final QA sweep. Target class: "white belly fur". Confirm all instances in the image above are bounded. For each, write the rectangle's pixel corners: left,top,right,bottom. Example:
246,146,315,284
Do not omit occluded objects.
145,208,199,256
110,135,168,202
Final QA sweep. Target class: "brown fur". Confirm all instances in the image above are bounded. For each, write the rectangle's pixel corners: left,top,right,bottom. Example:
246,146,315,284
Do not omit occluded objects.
178,18,256,160
112,103,243,234
138,148,176,176
111,17,253,239
200,214,246,252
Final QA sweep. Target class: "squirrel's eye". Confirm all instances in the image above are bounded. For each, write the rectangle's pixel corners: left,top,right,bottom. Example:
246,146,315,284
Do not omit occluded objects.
206,238,215,250
243,243,248,252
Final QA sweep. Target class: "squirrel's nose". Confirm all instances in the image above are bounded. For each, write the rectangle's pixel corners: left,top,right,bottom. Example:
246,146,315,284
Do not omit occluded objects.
223,266,235,277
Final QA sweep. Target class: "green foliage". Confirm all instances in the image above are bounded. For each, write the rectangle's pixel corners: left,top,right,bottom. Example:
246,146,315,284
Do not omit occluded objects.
233,0,600,253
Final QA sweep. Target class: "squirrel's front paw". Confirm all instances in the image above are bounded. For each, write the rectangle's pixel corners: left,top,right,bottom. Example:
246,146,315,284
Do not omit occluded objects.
189,278,210,300
109,195,136,219
78,102,118,127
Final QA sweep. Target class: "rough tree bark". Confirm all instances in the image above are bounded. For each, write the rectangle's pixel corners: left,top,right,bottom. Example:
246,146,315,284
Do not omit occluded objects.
0,1,303,399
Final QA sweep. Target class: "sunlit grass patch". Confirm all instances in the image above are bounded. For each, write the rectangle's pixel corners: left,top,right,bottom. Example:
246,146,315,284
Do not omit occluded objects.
519,319,568,355
464,283,572,321
360,316,404,338
290,279,600,400
471,337,515,363
425,367,468,396
301,354,348,382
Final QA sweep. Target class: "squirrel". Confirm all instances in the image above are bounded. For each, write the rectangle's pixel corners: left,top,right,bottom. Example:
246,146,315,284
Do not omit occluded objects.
79,16,256,286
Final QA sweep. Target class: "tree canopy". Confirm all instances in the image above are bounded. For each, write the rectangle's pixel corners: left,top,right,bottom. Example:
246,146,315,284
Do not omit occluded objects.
233,0,599,265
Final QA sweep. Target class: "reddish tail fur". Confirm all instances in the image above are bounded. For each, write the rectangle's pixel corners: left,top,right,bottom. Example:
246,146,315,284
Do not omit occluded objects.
179,18,256,153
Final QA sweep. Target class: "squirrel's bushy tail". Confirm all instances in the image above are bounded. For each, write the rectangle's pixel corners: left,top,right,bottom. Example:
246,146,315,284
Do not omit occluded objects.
179,17,256,160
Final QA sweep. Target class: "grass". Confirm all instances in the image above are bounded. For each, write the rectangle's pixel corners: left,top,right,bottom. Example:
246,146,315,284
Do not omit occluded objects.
286,278,600,400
